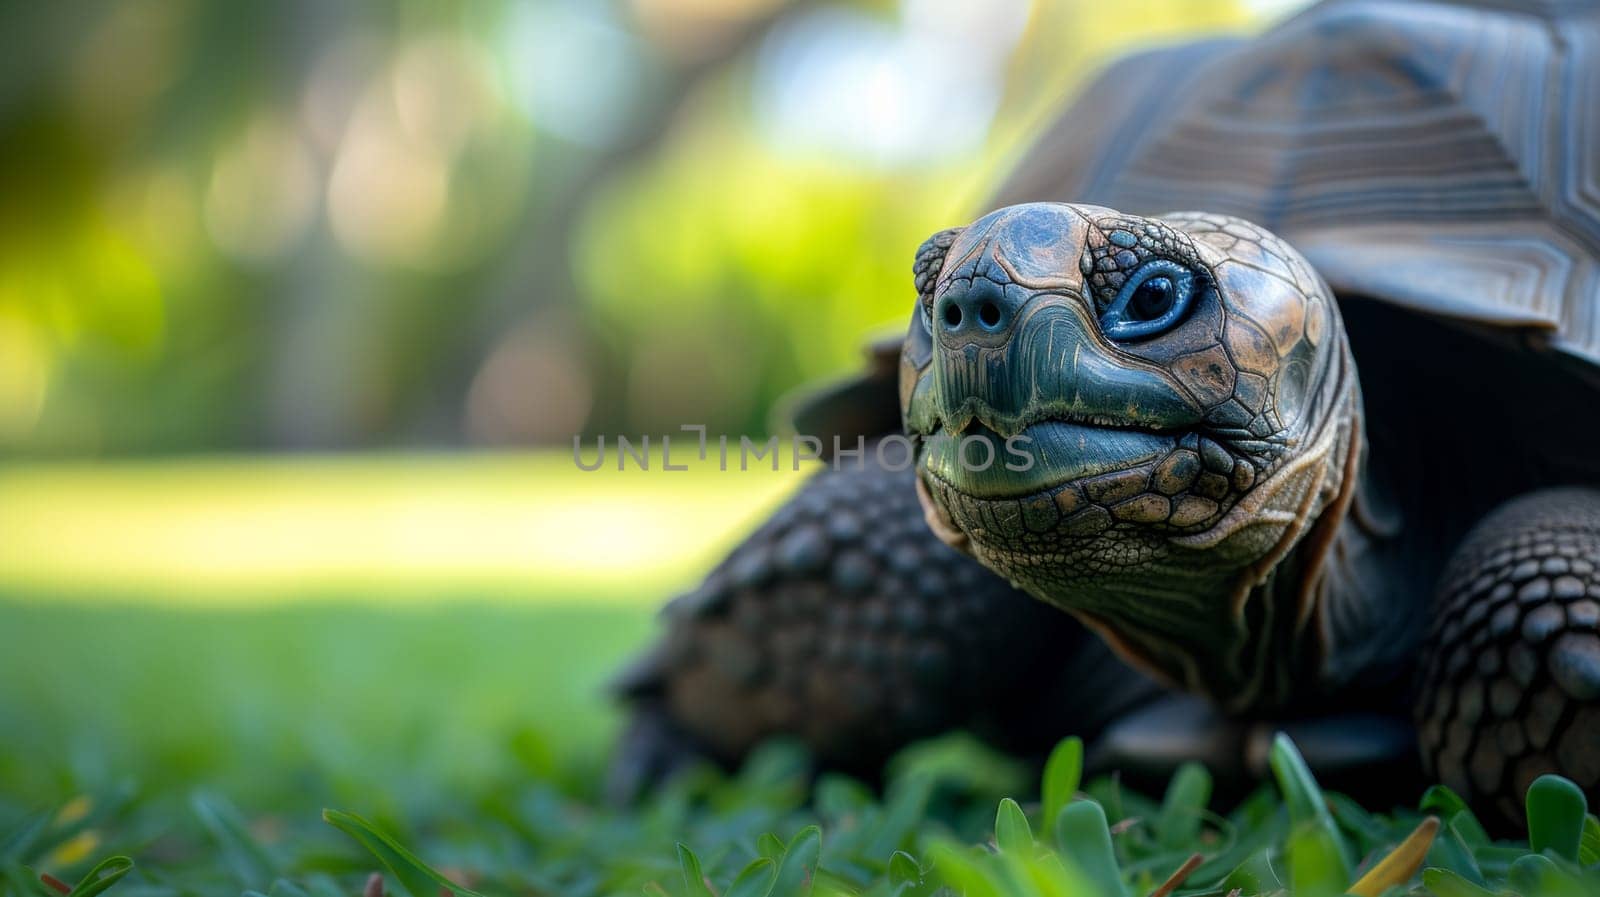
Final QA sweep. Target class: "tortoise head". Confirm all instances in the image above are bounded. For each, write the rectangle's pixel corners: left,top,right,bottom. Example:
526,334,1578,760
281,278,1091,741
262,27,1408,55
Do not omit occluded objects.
901,202,1361,701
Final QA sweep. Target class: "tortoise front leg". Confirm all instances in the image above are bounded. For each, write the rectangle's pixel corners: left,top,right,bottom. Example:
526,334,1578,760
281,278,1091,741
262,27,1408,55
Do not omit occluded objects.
1417,488,1600,826
607,453,1164,801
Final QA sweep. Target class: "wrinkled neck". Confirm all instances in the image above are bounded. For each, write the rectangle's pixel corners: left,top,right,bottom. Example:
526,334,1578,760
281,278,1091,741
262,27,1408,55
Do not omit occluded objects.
1064,345,1366,714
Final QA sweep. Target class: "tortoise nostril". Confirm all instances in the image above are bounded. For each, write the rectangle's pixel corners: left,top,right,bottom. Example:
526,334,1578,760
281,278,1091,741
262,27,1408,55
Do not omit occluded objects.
943,302,963,328
978,301,1001,328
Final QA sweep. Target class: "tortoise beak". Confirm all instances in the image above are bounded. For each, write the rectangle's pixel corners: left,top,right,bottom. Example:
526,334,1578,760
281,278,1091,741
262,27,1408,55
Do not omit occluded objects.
921,294,1199,439
909,295,1199,499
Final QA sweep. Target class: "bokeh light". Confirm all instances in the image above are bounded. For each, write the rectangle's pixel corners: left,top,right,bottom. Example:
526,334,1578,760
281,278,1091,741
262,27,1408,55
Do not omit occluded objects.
0,0,1279,457
753,0,1031,165
205,115,318,264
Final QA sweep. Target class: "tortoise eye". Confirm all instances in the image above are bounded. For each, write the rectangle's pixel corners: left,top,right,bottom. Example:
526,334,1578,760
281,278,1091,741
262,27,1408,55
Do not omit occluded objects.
1099,260,1199,340
1129,277,1175,319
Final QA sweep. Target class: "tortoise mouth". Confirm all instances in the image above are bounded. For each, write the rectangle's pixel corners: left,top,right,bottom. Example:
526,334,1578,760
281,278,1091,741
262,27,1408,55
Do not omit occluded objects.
918,416,1179,501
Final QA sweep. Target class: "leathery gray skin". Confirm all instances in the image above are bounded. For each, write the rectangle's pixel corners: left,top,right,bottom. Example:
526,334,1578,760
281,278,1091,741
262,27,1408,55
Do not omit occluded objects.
905,202,1368,714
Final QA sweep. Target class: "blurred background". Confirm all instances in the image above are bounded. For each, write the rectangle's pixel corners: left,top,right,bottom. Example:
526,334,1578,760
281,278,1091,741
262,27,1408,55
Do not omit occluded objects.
0,0,1300,811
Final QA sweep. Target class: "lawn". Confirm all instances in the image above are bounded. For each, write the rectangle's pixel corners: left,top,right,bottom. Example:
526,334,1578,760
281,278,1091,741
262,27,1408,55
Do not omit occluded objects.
0,456,1596,897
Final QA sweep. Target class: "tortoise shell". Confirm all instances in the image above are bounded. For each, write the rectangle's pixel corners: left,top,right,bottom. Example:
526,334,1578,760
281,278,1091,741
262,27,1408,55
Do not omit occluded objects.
993,0,1600,376
796,0,1600,510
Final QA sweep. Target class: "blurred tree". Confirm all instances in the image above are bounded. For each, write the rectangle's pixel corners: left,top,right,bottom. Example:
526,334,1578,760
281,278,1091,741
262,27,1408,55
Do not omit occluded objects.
0,0,1260,457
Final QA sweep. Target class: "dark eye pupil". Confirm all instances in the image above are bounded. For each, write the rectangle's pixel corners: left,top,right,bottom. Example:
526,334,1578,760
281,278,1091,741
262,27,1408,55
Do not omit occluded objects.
1130,277,1174,320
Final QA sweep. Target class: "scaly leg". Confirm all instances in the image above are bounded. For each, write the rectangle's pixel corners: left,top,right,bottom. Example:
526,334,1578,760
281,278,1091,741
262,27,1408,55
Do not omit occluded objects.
607,452,1164,801
1417,488,1600,825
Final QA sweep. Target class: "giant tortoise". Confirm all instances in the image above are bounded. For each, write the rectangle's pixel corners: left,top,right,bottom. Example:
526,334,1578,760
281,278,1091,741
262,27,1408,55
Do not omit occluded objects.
610,0,1600,824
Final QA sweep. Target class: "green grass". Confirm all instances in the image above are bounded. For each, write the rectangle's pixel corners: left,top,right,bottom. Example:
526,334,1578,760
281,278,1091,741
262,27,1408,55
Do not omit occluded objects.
0,596,653,806
1,458,1598,896
4,598,1598,897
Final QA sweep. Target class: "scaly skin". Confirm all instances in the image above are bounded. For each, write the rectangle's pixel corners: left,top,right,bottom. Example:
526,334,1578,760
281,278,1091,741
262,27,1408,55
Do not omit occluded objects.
903,204,1370,713
1417,488,1600,824
613,201,1599,823
608,447,1164,802
899,201,1598,822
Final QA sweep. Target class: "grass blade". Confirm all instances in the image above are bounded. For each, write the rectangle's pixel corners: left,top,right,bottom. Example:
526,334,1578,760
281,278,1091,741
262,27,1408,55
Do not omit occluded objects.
994,799,1033,855
756,833,785,860
925,840,1002,897
321,810,486,897
887,852,919,888
1426,816,1485,885
1052,801,1126,897
864,776,932,860
1220,848,1279,894
1526,774,1587,862
1506,853,1582,897
676,844,715,897
724,858,776,897
64,857,133,897
1157,763,1210,850
1288,821,1349,897
191,793,277,887
1579,814,1599,867
1348,816,1436,897
1267,733,1353,880
1421,867,1497,897
1419,785,1468,819
771,825,821,896
1040,737,1082,841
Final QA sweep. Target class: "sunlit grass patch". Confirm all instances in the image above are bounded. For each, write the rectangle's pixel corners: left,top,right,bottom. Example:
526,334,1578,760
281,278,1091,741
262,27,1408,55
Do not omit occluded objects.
0,452,804,604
